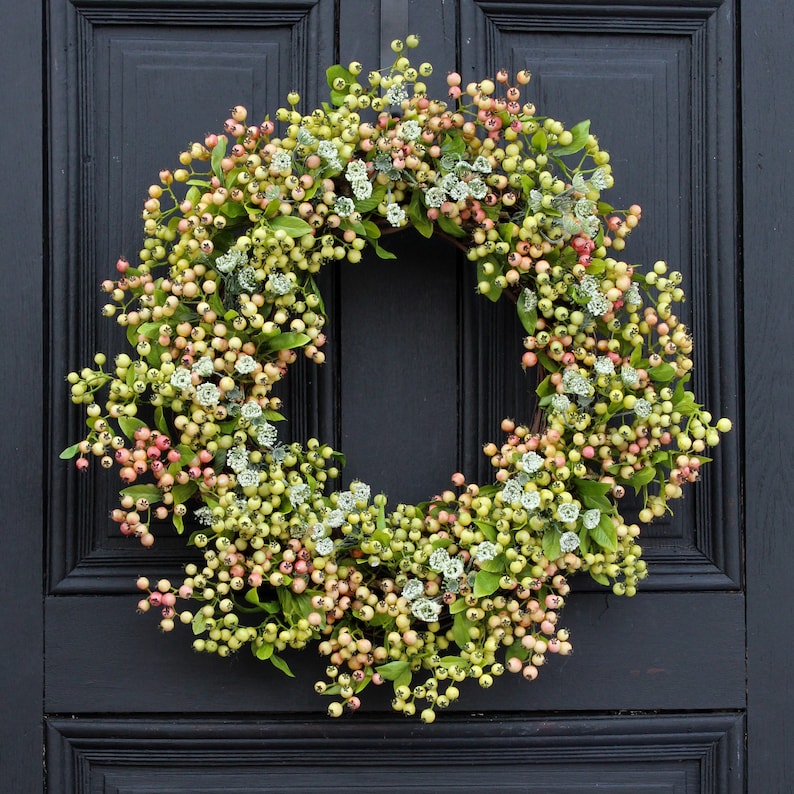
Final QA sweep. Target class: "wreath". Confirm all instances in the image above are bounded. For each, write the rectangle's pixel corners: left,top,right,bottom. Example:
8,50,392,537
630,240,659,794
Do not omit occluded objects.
63,37,731,721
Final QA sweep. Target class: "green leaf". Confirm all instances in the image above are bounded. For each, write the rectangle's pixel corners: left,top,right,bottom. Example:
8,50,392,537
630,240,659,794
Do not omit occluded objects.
269,654,295,677
191,611,207,635
553,120,590,156
516,294,538,334
171,481,198,505
472,520,497,542
589,570,610,587
265,332,311,351
118,415,147,440
531,129,548,153
60,443,81,460
220,201,249,218
542,528,562,562
408,189,435,238
453,612,474,648
244,588,281,613
622,465,657,492
476,556,504,574
648,363,676,383
353,183,387,214
436,213,467,238
326,64,354,91
376,660,410,681
263,410,286,422
394,668,412,692
255,642,274,661
535,375,554,399
172,512,184,534
473,570,501,598
269,215,313,238
371,239,397,259
448,597,469,614
153,406,169,436
630,344,644,368
571,478,614,512
211,138,227,179
119,484,162,502
590,514,618,552
440,135,465,156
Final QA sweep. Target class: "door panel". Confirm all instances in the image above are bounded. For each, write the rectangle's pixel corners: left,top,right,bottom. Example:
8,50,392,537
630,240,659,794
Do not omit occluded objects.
36,1,755,791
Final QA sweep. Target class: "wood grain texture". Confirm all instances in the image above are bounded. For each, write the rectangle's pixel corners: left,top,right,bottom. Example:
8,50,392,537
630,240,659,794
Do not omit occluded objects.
45,591,745,713
742,0,794,788
0,0,43,791
46,713,744,793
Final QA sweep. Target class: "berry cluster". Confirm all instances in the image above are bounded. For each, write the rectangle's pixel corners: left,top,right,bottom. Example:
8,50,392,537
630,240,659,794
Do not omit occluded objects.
63,36,730,719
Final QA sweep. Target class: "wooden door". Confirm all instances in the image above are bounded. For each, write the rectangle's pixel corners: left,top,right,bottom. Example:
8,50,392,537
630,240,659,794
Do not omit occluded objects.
2,0,791,790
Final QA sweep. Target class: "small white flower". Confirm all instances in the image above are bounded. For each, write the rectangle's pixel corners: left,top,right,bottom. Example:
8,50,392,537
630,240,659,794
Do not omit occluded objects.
170,369,192,391
575,198,596,222
333,196,355,217
351,179,372,201
266,273,292,296
572,173,588,193
314,537,334,557
471,156,492,173
501,479,522,505
551,394,571,413
215,249,248,274
195,382,221,408
587,293,610,317
386,202,406,227
402,579,425,601
411,597,442,622
325,509,345,528
227,447,249,473
424,187,446,208
428,548,451,572
634,398,653,418
288,483,311,508
625,283,643,306
562,369,594,398
351,482,371,503
443,557,465,579
621,365,639,386
594,356,615,376
240,400,262,421
384,85,408,105
523,288,538,312
235,354,257,375
336,491,356,512
310,524,326,541
191,356,215,378
236,468,260,487
559,531,581,553
590,167,609,190
399,120,421,141
521,490,541,512
474,541,497,562
521,451,544,474
271,151,292,171
256,422,278,449
557,502,580,523
582,508,601,529
448,181,469,202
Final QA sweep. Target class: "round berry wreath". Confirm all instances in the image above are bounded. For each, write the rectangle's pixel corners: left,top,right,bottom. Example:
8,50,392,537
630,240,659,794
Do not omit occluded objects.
64,37,731,721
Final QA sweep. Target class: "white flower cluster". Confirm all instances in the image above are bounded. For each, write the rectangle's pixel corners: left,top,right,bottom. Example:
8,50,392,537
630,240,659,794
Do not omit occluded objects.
345,159,372,201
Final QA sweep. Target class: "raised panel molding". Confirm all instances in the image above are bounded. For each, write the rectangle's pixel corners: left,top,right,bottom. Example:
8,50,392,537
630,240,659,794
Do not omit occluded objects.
460,0,741,591
47,713,744,793
47,0,334,594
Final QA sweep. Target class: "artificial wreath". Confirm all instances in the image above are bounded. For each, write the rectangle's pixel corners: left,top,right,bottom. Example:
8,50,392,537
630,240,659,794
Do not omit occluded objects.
63,37,731,721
